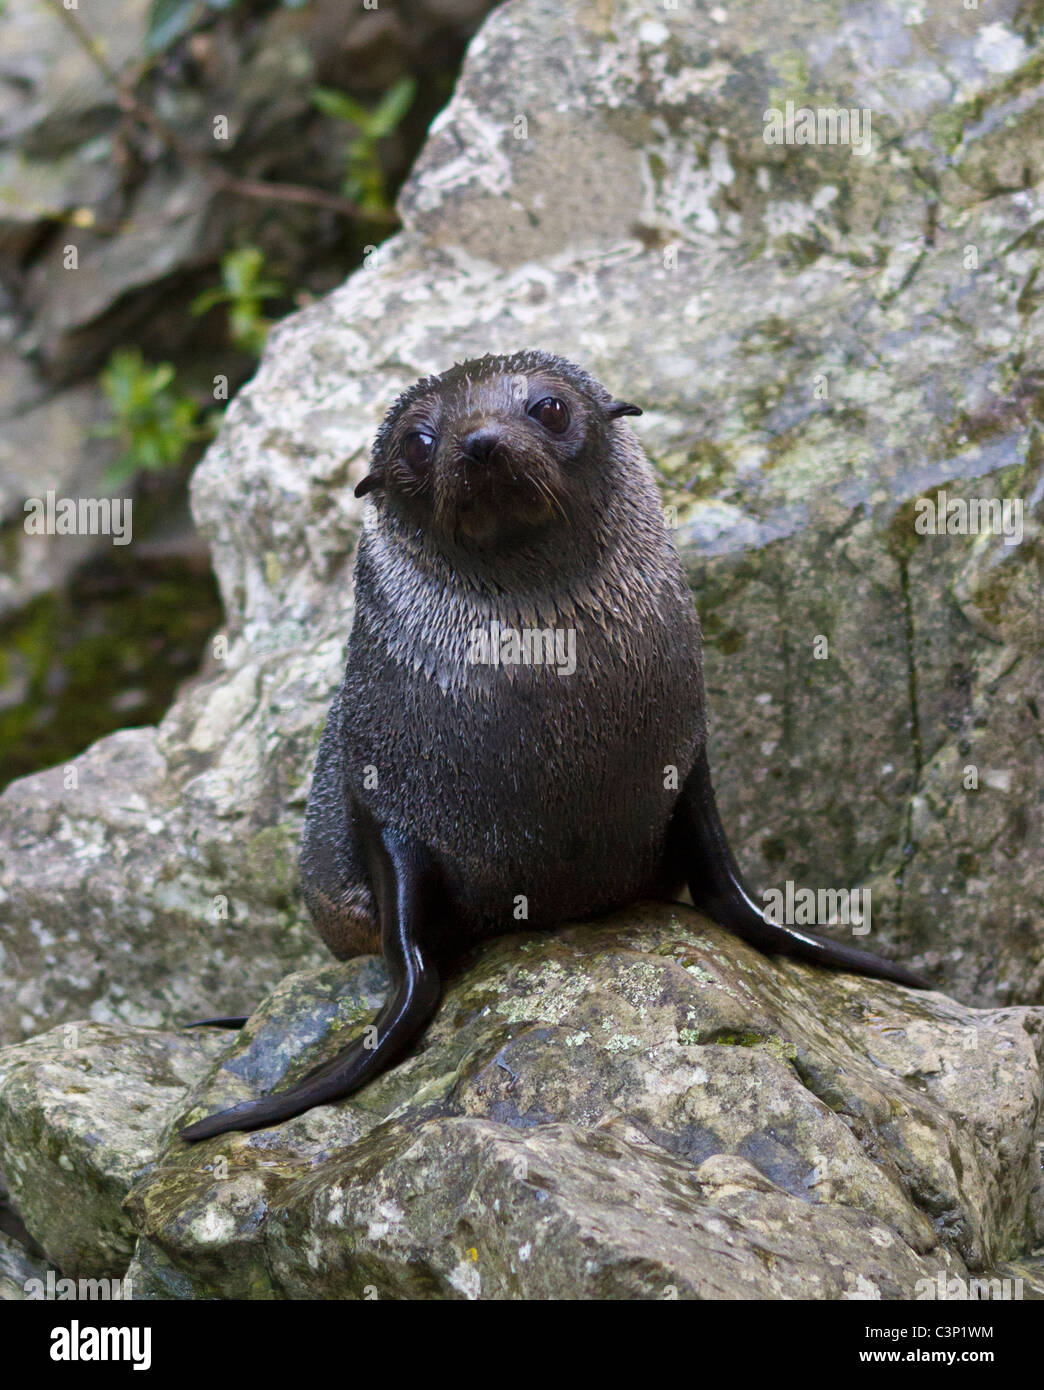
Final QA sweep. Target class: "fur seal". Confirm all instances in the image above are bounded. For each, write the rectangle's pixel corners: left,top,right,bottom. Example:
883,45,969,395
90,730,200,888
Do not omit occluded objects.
182,350,927,1142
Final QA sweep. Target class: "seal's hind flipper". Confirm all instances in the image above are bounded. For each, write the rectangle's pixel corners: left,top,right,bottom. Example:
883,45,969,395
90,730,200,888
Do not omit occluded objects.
184,1016,251,1030
180,824,442,1142
667,748,930,990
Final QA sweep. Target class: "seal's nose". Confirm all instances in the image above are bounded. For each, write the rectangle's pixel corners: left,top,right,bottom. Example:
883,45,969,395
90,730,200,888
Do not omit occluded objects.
460,428,504,465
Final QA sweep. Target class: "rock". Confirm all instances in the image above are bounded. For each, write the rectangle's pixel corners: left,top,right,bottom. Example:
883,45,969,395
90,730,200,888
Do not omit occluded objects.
0,1230,51,1301
0,709,327,1047
20,167,226,379
995,1257,1044,1301
2,906,1040,1298
0,0,146,266
0,1020,227,1279
0,377,119,619
0,0,151,153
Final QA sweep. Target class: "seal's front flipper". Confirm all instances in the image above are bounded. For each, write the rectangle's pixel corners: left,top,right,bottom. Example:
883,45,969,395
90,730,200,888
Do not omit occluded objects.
668,748,929,990
184,1016,251,1030
180,826,442,1142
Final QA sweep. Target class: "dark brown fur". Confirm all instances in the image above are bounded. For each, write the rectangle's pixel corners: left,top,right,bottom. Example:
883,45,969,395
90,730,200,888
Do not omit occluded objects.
181,350,925,1144
300,350,702,962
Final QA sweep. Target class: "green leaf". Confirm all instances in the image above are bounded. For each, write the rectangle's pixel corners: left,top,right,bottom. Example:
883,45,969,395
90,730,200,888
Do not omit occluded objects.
98,348,202,481
229,306,267,354
310,86,368,127
190,247,285,351
222,246,264,295
190,287,229,316
368,77,416,138
103,451,140,488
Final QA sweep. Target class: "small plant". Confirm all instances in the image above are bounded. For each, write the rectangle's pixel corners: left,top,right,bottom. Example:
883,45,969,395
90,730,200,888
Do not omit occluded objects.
96,350,212,485
310,78,417,217
191,246,285,355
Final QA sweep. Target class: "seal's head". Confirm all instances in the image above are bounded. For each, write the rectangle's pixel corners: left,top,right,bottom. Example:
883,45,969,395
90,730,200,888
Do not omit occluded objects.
355,350,641,549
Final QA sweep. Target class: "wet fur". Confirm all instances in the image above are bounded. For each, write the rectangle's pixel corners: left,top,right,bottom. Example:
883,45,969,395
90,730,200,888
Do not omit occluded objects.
181,351,925,1143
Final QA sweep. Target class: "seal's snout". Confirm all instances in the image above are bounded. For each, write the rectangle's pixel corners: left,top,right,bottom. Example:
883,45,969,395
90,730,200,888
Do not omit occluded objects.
459,427,506,466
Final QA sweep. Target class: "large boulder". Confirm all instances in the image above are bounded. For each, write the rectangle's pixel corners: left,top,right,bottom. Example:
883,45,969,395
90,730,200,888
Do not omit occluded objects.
0,906,1040,1298
2,0,1040,1051
0,1019,227,1280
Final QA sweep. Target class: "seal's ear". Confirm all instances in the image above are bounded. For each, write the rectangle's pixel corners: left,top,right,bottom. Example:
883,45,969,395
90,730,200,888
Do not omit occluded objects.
605,400,642,419
354,472,383,498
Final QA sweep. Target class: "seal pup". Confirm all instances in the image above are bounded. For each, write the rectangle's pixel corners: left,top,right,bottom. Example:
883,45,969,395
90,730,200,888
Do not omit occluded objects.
182,350,927,1142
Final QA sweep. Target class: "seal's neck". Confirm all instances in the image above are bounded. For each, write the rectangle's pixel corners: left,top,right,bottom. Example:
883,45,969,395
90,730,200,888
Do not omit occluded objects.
354,437,685,689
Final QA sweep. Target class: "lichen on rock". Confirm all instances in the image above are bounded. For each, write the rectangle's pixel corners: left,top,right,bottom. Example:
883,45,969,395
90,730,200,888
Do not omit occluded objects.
1,905,1039,1299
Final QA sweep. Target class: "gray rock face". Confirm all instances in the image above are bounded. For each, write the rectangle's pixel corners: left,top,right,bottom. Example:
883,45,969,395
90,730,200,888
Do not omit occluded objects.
0,0,163,603
0,1231,51,1302
0,1018,226,1279
0,0,150,154
0,906,1040,1298
2,0,1039,1043
0,375,118,620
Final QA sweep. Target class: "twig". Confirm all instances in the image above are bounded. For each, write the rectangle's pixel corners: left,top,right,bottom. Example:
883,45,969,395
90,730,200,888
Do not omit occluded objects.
215,174,396,223
39,0,396,224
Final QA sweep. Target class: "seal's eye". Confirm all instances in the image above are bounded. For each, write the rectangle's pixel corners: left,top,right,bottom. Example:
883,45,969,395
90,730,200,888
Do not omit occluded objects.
529,397,570,434
402,430,435,471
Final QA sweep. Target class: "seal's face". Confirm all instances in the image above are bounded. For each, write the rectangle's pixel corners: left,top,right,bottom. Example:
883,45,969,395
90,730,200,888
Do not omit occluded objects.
356,351,640,549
